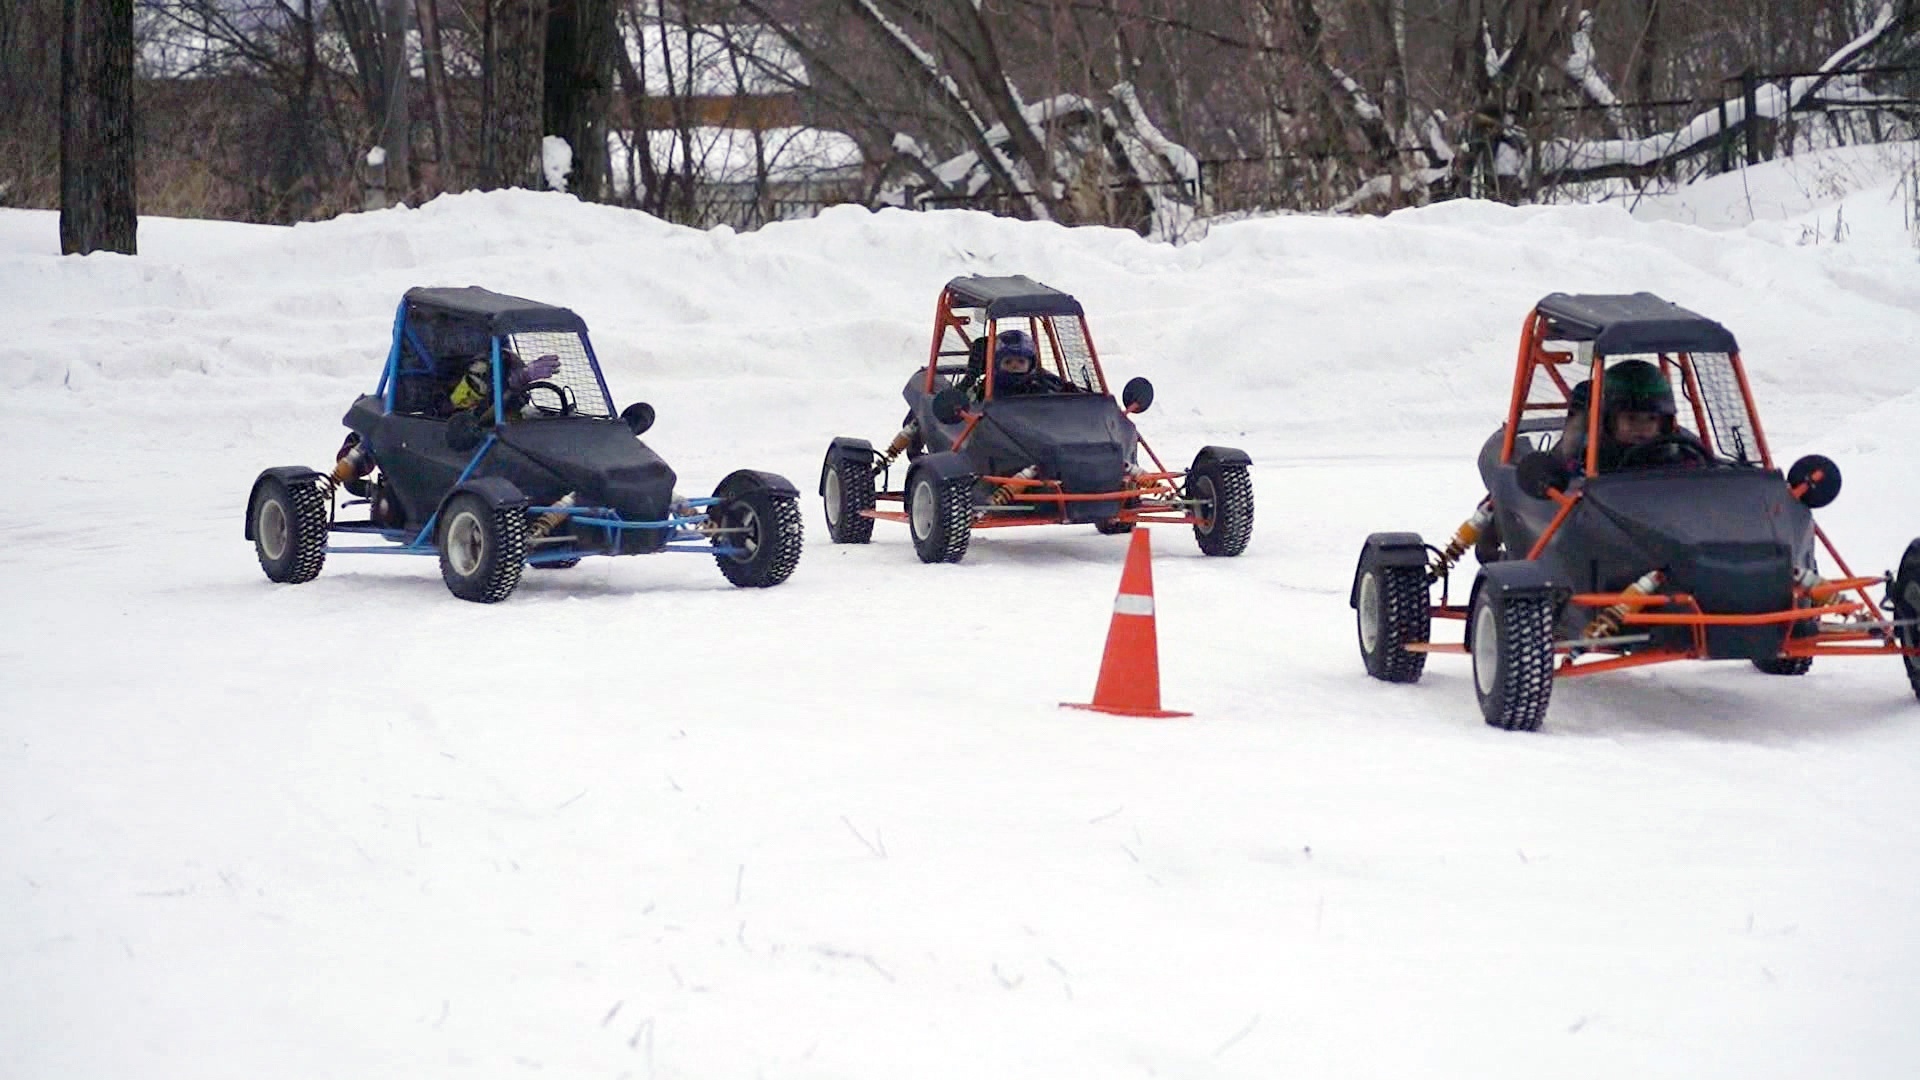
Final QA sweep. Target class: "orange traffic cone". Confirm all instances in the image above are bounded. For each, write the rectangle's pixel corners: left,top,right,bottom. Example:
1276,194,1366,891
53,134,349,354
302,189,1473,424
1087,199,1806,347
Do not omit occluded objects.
1063,528,1191,718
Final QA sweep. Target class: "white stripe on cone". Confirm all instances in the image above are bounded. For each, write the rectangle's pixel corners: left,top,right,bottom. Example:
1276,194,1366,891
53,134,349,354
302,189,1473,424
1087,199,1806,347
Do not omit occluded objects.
1114,593,1155,617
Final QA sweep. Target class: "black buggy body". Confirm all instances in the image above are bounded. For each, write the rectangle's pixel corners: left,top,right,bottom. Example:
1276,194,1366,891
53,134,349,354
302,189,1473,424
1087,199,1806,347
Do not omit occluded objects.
245,286,802,602
821,274,1254,563
1351,291,1920,730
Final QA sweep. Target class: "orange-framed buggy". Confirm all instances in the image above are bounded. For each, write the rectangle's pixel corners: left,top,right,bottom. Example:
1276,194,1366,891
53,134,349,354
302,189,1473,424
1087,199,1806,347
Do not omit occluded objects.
818,274,1254,564
1349,291,1920,731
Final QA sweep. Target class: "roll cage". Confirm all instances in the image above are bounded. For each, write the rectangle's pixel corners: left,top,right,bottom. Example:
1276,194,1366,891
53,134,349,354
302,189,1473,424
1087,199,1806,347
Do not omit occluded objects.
923,274,1110,402
374,286,617,427
1498,291,1769,475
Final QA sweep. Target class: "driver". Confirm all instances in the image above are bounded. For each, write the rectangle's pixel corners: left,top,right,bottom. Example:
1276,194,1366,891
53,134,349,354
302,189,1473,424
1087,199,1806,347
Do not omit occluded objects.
1596,359,1704,471
990,329,1067,397
448,348,561,416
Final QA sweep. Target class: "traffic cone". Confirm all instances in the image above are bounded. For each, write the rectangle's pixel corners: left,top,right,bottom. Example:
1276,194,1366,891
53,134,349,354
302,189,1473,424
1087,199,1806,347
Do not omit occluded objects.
1063,528,1191,718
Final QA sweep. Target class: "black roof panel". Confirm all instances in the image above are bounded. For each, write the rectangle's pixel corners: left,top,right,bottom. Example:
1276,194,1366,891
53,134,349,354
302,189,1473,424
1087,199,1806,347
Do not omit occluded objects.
404,286,589,336
1536,292,1738,355
945,274,1085,319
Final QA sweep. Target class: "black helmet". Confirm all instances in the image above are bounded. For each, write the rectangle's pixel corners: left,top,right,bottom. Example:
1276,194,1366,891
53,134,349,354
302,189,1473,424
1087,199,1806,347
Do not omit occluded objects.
996,329,1037,364
1603,359,1675,416
1567,378,1591,413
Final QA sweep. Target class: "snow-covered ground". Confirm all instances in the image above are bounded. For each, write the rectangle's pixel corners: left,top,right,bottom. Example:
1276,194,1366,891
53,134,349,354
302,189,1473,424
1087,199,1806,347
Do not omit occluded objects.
5,148,1920,1080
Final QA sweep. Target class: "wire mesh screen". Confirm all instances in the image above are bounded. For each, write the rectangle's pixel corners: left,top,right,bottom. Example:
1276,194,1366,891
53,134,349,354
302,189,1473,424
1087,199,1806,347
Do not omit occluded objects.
1687,352,1760,464
506,331,612,418
1042,316,1103,392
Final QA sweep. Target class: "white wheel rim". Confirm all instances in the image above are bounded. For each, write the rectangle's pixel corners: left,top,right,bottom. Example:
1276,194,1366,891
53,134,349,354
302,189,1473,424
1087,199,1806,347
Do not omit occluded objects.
910,480,934,540
1194,476,1217,532
257,499,289,561
730,505,761,562
1472,601,1500,696
1357,571,1381,654
824,468,843,527
447,511,486,577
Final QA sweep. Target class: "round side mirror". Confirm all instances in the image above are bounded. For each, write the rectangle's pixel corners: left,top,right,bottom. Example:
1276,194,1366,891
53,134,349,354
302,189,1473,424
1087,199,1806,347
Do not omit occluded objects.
1515,450,1572,500
931,387,969,426
447,409,484,453
1787,453,1841,508
1121,376,1154,414
622,401,656,436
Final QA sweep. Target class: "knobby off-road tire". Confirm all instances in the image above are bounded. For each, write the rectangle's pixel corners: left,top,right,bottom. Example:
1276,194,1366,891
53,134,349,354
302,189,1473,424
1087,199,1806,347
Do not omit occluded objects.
1471,588,1557,732
1188,462,1253,557
823,455,876,544
1894,539,1920,702
1752,655,1814,676
713,491,804,588
437,494,527,603
1355,561,1431,683
252,475,330,584
909,472,973,564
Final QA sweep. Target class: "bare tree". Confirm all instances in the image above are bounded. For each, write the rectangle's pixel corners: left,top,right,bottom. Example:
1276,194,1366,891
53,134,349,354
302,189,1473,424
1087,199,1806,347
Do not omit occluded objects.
61,0,138,254
484,0,550,188
545,0,619,198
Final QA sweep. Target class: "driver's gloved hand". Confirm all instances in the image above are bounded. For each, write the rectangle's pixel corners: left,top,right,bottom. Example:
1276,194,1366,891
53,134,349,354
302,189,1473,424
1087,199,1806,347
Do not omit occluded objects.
509,354,562,390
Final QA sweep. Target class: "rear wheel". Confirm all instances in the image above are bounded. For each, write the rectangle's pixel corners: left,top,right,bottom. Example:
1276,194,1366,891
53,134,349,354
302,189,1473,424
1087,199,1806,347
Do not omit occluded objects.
251,474,330,584
1894,539,1920,702
1355,557,1431,683
437,494,527,603
1471,587,1557,732
909,471,973,564
712,490,804,587
823,453,876,544
1187,462,1253,557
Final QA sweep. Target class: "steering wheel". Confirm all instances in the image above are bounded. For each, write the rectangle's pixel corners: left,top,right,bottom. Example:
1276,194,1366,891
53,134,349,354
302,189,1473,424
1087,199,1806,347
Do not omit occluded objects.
521,380,575,417
1619,431,1712,469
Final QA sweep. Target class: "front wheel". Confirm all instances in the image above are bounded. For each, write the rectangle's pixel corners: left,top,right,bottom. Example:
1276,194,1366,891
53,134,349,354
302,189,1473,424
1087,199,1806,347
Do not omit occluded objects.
1355,557,1431,683
437,493,527,603
1187,462,1253,557
712,490,804,587
251,474,330,584
1470,587,1557,732
1752,655,1813,676
1893,539,1920,702
908,471,974,564
822,453,876,544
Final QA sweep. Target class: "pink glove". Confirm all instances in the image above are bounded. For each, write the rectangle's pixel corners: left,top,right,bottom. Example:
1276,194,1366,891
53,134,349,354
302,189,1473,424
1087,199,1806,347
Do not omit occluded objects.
525,353,561,382
508,354,562,390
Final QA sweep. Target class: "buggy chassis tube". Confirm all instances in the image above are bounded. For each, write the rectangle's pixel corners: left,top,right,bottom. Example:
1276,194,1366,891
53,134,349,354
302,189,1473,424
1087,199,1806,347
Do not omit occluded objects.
325,497,751,558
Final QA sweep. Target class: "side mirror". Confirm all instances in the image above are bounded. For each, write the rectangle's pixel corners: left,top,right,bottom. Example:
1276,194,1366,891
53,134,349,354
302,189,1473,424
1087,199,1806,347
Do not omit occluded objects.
931,386,969,425
447,409,485,453
622,401,656,436
1515,450,1572,500
1121,376,1154,414
1787,453,1841,508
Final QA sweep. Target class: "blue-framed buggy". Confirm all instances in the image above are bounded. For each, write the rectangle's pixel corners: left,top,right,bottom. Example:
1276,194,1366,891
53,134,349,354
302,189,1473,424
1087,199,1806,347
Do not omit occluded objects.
245,286,803,602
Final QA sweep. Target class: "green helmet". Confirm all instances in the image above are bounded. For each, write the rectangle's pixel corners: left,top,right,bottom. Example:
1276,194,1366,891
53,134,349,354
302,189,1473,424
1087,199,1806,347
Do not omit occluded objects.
1603,359,1675,416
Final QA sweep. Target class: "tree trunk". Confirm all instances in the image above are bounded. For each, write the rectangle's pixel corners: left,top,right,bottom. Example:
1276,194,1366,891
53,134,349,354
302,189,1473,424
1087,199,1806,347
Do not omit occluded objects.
416,0,456,179
59,0,136,254
544,0,617,199
381,0,412,199
483,0,548,189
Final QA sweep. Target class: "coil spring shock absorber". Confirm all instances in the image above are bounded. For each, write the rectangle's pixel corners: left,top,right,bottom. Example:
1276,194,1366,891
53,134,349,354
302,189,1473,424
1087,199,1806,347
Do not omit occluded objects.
874,420,919,473
991,465,1040,506
1431,498,1494,580
1584,569,1666,639
528,492,579,541
330,439,373,486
